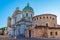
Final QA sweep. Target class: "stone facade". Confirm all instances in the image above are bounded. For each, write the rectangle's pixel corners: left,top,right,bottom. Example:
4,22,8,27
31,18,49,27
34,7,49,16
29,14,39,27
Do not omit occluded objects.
7,3,60,38
47,28,60,38
25,25,60,38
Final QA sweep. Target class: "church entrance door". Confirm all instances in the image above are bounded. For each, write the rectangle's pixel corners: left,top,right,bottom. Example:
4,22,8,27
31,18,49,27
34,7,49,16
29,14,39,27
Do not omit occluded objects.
29,30,31,38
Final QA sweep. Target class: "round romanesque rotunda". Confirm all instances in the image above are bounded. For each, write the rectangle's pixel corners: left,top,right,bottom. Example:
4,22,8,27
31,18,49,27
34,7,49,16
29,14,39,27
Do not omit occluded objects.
33,14,57,27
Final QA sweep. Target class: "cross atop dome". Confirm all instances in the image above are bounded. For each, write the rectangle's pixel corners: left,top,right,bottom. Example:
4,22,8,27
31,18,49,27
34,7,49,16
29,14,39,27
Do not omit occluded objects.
27,3,29,6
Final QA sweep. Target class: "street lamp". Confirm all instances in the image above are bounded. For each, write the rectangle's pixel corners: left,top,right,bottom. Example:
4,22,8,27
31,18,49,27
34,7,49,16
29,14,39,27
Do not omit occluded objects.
14,26,16,39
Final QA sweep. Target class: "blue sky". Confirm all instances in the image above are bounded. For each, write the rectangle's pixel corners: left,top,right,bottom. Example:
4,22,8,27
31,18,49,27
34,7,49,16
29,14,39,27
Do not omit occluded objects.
0,0,60,28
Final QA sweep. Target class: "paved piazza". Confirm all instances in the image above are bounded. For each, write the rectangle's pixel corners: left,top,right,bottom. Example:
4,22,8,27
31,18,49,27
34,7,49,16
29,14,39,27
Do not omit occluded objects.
0,36,60,40
0,38,60,40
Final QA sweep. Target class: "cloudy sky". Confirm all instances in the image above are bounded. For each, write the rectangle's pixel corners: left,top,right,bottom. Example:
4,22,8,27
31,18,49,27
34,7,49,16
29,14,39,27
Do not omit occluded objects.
0,0,60,28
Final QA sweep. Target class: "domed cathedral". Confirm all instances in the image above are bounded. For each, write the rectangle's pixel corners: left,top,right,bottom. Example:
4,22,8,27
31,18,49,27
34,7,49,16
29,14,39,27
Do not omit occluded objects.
7,3,34,37
7,3,60,38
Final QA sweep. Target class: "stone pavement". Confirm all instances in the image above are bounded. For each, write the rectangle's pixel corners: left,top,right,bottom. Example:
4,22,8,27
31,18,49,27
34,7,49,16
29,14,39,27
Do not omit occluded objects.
0,35,60,40
0,35,14,40
16,38,60,40
0,38,60,40
16,35,60,40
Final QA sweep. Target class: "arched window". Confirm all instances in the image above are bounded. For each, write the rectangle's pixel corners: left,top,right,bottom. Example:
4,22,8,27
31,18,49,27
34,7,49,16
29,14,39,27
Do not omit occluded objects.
40,17,41,19
50,17,51,19
47,16,48,19
52,18,54,20
43,16,45,19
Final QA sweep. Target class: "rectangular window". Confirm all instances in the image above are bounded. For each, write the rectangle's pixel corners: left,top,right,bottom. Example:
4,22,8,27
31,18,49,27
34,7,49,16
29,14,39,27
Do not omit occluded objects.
50,32,52,36
55,32,57,35
54,24,55,27
46,23,48,26
47,16,48,19
31,14,32,17
26,13,28,17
